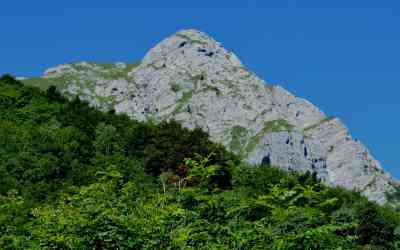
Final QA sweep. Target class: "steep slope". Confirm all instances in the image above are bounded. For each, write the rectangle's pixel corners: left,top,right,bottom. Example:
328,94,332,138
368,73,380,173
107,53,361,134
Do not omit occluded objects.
25,29,398,204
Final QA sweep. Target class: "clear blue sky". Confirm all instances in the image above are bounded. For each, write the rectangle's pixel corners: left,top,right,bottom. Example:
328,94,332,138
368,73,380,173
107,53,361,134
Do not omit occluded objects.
2,1,400,178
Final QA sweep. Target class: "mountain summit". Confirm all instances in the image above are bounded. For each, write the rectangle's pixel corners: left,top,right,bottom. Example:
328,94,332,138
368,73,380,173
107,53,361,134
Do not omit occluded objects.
28,29,398,204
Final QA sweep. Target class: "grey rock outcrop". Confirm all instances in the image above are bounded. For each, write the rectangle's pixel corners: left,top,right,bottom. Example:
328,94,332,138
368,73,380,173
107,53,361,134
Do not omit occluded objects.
247,130,329,182
36,29,398,204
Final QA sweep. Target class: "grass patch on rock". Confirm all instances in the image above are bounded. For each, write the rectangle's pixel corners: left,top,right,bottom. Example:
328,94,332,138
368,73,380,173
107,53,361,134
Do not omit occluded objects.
229,125,249,155
303,117,335,132
245,119,293,155
172,90,194,115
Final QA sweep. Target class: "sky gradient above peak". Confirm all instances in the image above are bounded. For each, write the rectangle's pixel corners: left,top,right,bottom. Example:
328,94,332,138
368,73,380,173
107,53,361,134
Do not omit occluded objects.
2,0,400,177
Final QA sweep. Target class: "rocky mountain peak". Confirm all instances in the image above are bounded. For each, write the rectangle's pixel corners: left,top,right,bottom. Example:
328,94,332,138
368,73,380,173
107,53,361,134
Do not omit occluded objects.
140,29,242,69
128,29,247,103
27,29,399,205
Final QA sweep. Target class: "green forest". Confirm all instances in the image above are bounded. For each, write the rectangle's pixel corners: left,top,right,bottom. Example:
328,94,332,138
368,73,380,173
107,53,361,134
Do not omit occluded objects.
1,74,400,249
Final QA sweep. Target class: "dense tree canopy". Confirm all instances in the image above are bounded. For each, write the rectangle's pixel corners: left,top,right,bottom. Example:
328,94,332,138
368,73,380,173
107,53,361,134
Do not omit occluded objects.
0,75,399,249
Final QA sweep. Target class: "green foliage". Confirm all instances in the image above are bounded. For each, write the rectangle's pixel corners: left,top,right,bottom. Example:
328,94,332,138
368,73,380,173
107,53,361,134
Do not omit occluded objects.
22,77,61,91
0,75,399,249
184,153,232,191
357,204,398,248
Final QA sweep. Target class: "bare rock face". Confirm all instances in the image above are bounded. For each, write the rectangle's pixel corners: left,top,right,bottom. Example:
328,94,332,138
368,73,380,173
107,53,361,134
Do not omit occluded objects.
304,118,397,204
35,29,398,204
247,130,329,182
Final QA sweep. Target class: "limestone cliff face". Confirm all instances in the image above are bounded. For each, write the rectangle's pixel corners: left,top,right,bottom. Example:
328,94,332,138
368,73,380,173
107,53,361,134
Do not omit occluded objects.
37,29,397,204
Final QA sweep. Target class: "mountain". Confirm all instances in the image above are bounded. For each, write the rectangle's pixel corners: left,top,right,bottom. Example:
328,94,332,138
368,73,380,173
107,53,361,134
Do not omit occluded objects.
24,29,398,204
